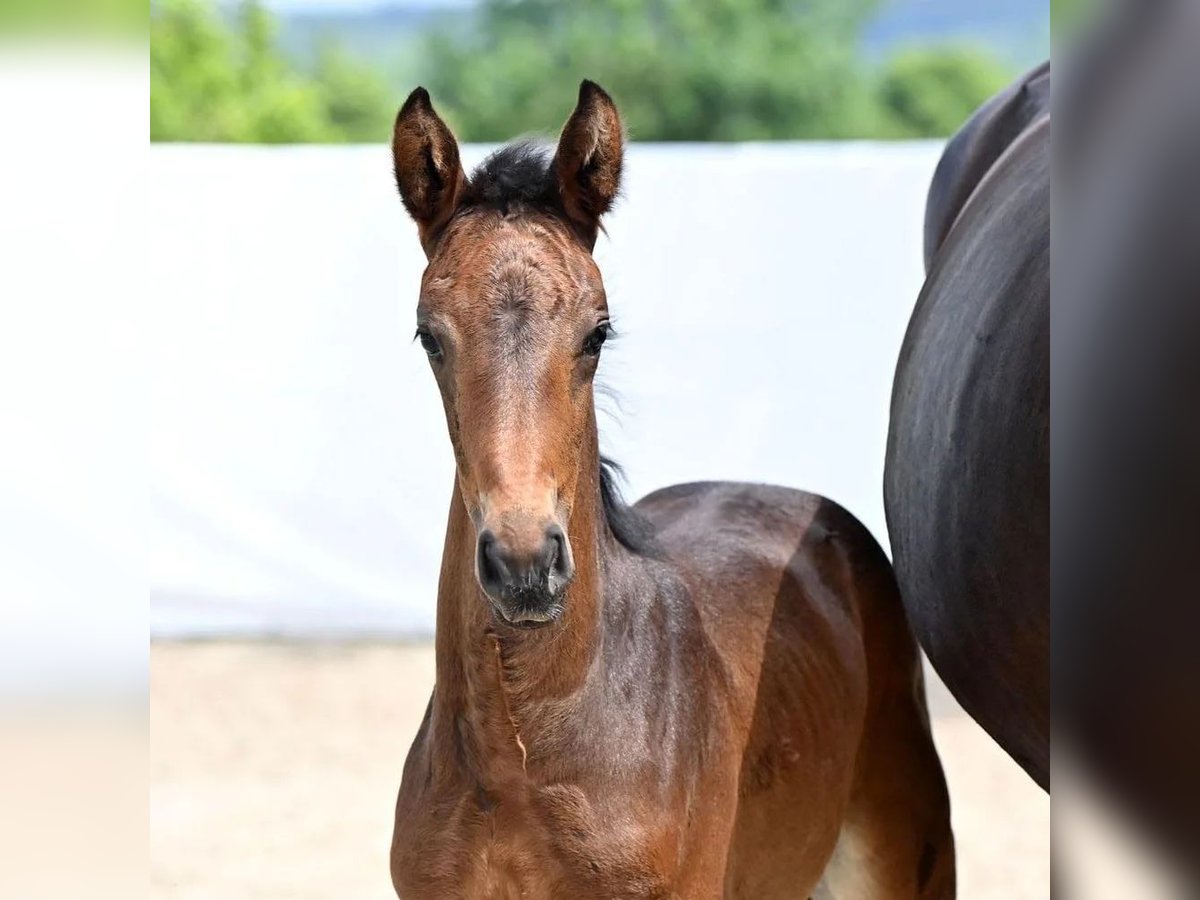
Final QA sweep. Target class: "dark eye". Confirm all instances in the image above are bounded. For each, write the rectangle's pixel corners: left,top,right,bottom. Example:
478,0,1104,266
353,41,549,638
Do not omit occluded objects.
415,327,442,358
582,322,609,356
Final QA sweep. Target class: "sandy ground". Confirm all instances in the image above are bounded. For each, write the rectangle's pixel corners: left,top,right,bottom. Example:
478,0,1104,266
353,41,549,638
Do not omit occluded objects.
150,642,1049,899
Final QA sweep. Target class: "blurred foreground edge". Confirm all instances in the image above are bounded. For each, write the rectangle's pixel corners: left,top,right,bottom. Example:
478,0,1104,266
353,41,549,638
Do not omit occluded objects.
1054,0,1200,890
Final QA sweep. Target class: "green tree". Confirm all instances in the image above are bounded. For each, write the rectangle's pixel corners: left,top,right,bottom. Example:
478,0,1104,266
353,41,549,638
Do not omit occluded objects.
151,0,393,143
234,0,331,142
876,46,1013,138
421,0,884,141
150,0,1017,144
312,43,396,142
151,0,244,140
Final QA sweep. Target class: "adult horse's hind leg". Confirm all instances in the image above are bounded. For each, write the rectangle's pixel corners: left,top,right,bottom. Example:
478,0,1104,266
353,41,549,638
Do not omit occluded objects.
817,533,955,899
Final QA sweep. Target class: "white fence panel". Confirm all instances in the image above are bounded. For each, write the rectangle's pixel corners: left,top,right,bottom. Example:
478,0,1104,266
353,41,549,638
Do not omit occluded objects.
146,142,942,636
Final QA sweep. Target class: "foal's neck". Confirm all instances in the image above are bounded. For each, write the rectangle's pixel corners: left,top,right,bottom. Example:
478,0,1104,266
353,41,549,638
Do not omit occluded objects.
432,436,611,752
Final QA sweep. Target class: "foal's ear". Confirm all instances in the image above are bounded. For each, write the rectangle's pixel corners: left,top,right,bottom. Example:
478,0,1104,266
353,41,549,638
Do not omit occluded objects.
553,80,625,249
393,87,466,254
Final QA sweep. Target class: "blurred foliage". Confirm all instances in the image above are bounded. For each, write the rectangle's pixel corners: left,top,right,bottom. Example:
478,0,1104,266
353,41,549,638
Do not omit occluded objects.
424,0,880,140
0,0,145,34
151,0,1017,143
876,46,1014,138
1050,0,1090,31
151,0,391,142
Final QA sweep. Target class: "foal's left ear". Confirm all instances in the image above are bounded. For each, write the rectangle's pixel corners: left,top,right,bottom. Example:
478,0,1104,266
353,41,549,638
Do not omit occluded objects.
553,80,625,249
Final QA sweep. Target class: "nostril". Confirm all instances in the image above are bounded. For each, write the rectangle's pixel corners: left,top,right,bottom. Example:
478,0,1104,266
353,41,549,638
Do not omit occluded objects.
542,528,561,570
476,529,508,592
545,524,574,582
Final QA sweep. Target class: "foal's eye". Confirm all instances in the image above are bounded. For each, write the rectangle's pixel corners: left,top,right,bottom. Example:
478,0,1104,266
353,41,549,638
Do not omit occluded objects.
415,328,442,358
582,322,610,356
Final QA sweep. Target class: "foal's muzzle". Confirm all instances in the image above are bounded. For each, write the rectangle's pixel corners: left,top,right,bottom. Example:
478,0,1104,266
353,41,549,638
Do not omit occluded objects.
475,523,574,625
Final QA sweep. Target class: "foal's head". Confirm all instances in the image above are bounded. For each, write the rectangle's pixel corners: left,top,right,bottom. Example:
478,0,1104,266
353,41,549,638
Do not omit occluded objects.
393,81,625,627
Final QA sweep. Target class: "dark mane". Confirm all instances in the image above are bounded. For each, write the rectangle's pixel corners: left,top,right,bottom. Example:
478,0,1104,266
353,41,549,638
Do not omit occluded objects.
599,456,657,556
462,140,564,216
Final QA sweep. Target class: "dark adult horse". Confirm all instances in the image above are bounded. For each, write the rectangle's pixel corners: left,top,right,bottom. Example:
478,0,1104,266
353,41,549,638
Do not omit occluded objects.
389,82,955,898
884,63,1050,789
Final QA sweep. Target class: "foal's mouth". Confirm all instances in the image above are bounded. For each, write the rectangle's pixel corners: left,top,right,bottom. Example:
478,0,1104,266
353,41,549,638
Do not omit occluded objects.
490,588,565,629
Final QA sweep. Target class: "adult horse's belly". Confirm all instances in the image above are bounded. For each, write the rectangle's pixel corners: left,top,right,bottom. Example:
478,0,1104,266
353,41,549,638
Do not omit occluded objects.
884,117,1050,787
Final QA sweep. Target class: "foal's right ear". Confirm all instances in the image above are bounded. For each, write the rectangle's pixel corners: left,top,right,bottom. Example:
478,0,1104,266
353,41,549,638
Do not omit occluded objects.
392,87,466,255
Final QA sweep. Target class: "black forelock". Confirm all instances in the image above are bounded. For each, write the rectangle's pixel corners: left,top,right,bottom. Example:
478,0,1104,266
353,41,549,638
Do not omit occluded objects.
462,140,563,215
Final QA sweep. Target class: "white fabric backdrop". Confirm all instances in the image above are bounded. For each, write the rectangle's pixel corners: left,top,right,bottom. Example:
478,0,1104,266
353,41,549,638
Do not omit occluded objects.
147,142,941,637
1,49,147,694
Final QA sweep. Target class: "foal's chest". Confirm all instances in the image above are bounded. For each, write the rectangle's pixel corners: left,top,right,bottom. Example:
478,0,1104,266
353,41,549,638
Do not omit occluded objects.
392,776,679,900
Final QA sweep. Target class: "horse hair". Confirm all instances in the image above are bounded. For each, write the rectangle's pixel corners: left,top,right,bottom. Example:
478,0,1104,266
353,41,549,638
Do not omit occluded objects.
598,456,656,557
462,140,562,216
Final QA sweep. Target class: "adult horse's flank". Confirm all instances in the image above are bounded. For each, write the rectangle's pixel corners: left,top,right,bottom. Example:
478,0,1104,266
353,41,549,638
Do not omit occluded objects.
389,81,954,899
886,63,1050,789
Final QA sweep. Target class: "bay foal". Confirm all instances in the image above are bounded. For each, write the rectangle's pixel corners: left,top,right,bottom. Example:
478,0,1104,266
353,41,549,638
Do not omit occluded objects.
389,82,954,899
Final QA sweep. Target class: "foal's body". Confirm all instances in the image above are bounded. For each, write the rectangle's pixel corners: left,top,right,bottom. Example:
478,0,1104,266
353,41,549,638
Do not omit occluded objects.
388,82,953,898
394,476,952,898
